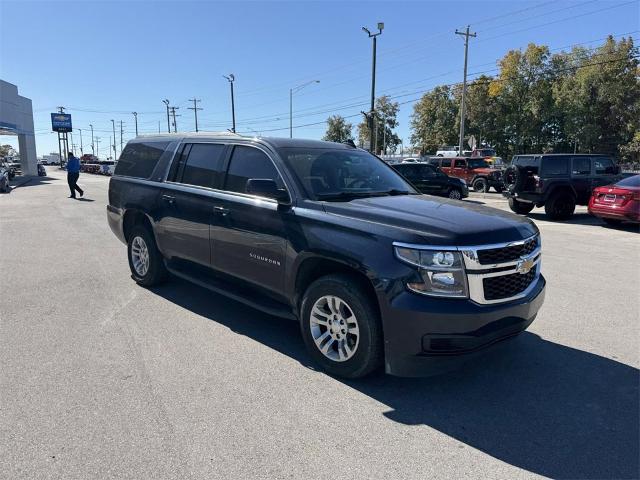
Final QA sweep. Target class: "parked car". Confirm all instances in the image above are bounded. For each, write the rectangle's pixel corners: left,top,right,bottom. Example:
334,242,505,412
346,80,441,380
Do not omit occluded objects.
503,154,621,220
0,165,10,193
435,146,460,157
37,163,46,177
588,174,640,225
108,134,545,378
1,162,16,179
393,162,468,199
427,156,503,193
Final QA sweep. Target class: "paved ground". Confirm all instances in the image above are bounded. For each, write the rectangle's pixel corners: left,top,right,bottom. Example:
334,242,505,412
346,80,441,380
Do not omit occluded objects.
1,170,638,480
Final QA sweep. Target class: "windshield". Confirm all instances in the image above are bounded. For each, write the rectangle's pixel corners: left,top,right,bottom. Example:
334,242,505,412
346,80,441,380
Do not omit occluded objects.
277,147,417,200
616,175,640,188
468,159,490,169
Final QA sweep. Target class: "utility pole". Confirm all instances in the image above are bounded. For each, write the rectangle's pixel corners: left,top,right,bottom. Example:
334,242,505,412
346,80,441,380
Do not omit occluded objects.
132,112,138,136
70,131,74,155
362,22,384,153
455,25,476,154
158,121,161,134
162,99,171,133
119,120,125,152
187,98,202,132
111,119,117,160
223,74,236,132
108,136,111,160
169,107,180,133
94,137,100,158
382,114,387,155
89,124,95,155
289,80,320,138
78,128,83,155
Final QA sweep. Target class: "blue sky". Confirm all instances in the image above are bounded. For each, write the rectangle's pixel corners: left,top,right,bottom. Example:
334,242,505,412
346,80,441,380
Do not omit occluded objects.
1,0,638,158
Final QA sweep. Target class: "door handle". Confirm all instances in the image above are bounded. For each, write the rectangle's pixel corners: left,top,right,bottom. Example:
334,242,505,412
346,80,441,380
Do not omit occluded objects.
213,205,230,216
162,194,175,205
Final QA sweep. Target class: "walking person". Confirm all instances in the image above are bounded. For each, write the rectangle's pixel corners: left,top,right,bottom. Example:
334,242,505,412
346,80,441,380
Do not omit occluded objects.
66,152,84,199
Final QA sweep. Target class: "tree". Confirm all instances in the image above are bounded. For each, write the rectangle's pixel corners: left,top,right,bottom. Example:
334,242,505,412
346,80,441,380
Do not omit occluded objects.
357,96,401,154
322,115,353,143
410,86,458,155
464,75,501,150
553,36,640,156
0,144,16,159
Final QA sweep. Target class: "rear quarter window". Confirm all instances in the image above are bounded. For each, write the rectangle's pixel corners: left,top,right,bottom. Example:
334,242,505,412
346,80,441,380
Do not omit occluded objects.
541,156,569,176
114,141,170,178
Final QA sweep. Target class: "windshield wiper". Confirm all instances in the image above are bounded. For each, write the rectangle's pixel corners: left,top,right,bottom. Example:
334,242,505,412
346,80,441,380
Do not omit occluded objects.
378,189,414,196
315,191,377,201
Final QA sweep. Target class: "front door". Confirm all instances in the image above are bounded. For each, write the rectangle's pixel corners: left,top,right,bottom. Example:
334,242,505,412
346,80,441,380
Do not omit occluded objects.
155,142,228,266
452,158,467,182
211,145,289,295
570,155,592,204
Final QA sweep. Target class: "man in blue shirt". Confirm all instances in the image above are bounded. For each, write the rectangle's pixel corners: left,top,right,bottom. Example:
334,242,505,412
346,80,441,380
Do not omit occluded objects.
66,152,84,199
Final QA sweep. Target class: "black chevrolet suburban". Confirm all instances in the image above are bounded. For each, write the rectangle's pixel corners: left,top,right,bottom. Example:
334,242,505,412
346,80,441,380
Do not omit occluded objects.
107,134,545,378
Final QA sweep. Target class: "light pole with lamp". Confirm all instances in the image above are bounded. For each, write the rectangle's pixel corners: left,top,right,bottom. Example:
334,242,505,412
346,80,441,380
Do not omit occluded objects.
362,22,384,153
223,74,236,133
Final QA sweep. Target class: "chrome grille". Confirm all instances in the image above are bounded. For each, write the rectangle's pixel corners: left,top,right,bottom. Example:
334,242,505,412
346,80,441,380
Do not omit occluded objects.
477,236,538,265
483,266,537,300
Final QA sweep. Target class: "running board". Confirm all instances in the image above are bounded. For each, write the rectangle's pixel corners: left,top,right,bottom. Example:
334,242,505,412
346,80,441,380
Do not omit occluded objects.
166,264,297,321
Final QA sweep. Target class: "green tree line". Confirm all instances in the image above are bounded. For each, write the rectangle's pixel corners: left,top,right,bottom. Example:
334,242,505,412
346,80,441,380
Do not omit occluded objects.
410,36,640,160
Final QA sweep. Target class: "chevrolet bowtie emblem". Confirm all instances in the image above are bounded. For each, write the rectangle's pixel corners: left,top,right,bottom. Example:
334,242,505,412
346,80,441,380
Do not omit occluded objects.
515,256,535,275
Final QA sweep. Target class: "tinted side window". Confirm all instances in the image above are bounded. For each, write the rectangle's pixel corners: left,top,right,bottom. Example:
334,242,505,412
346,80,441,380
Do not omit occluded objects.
593,156,615,175
114,141,169,178
541,156,568,175
441,159,452,168
180,144,226,188
454,159,466,168
420,165,437,177
571,157,591,175
225,146,283,194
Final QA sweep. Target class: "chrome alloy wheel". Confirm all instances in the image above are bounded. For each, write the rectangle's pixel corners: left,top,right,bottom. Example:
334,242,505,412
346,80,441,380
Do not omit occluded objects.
131,236,150,277
309,295,360,362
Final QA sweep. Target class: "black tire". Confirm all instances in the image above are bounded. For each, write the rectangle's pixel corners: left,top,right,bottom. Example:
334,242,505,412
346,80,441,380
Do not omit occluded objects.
494,185,504,193
503,165,527,192
603,218,623,226
448,188,463,200
127,225,168,287
545,191,576,220
473,177,488,193
300,274,383,379
508,197,534,215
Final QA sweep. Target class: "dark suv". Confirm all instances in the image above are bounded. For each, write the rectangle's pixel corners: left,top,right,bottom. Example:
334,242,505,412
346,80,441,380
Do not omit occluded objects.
503,154,620,220
392,162,468,199
107,134,545,378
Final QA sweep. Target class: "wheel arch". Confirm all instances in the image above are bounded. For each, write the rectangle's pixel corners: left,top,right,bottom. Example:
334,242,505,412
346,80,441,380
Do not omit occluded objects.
122,209,155,243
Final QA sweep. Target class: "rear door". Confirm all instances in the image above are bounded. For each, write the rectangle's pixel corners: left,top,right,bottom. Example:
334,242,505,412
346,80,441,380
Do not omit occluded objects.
155,142,228,266
440,157,453,176
570,156,592,204
211,145,289,295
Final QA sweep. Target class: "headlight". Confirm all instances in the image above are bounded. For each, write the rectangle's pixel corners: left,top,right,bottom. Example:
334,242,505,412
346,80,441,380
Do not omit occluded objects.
394,246,468,298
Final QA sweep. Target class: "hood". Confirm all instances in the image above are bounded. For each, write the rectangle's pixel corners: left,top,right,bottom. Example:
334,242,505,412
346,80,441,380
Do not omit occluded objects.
322,194,537,246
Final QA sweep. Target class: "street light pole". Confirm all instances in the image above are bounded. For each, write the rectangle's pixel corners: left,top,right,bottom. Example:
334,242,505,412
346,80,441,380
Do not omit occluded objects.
455,25,477,154
78,128,83,155
289,80,320,138
363,22,384,153
132,111,138,136
162,99,170,133
89,124,94,155
223,74,236,133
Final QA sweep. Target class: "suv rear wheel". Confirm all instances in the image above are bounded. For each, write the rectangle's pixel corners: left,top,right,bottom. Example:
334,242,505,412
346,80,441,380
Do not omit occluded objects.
300,274,383,378
545,191,576,220
127,225,168,287
508,198,534,215
473,177,488,193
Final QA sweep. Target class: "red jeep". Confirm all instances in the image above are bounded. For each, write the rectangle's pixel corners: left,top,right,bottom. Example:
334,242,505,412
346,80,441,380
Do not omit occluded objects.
427,156,503,193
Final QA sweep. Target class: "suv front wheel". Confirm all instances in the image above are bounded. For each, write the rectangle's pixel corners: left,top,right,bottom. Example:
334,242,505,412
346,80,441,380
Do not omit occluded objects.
300,274,383,378
545,191,576,220
127,225,168,287
473,177,488,193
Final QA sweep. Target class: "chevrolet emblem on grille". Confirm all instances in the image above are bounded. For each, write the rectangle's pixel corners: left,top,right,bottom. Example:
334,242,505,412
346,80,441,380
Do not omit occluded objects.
515,256,535,275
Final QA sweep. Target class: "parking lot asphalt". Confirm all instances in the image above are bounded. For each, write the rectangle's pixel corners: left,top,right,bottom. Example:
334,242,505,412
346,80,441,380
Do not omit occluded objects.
1,170,638,480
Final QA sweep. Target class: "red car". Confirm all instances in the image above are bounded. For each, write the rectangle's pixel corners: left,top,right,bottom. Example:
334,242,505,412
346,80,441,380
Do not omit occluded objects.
588,174,640,225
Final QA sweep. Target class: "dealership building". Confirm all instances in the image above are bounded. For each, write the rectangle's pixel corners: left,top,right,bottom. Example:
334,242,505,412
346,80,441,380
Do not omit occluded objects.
0,80,38,176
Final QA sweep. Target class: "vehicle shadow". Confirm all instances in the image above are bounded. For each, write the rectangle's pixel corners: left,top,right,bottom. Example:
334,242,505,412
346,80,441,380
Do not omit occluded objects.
527,211,602,226
149,278,639,480
9,175,59,189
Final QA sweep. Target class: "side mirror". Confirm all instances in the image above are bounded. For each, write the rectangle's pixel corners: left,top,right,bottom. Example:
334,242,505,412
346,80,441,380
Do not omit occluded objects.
246,178,290,203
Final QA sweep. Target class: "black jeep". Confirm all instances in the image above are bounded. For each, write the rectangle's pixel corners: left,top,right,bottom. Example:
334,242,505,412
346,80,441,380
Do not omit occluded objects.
503,154,620,220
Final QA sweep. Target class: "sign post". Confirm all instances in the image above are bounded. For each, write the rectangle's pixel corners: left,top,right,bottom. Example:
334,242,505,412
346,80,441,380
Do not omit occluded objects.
51,113,72,167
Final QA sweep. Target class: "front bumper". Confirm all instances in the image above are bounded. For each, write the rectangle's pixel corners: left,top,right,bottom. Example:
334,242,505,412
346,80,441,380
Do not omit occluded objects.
379,275,546,377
